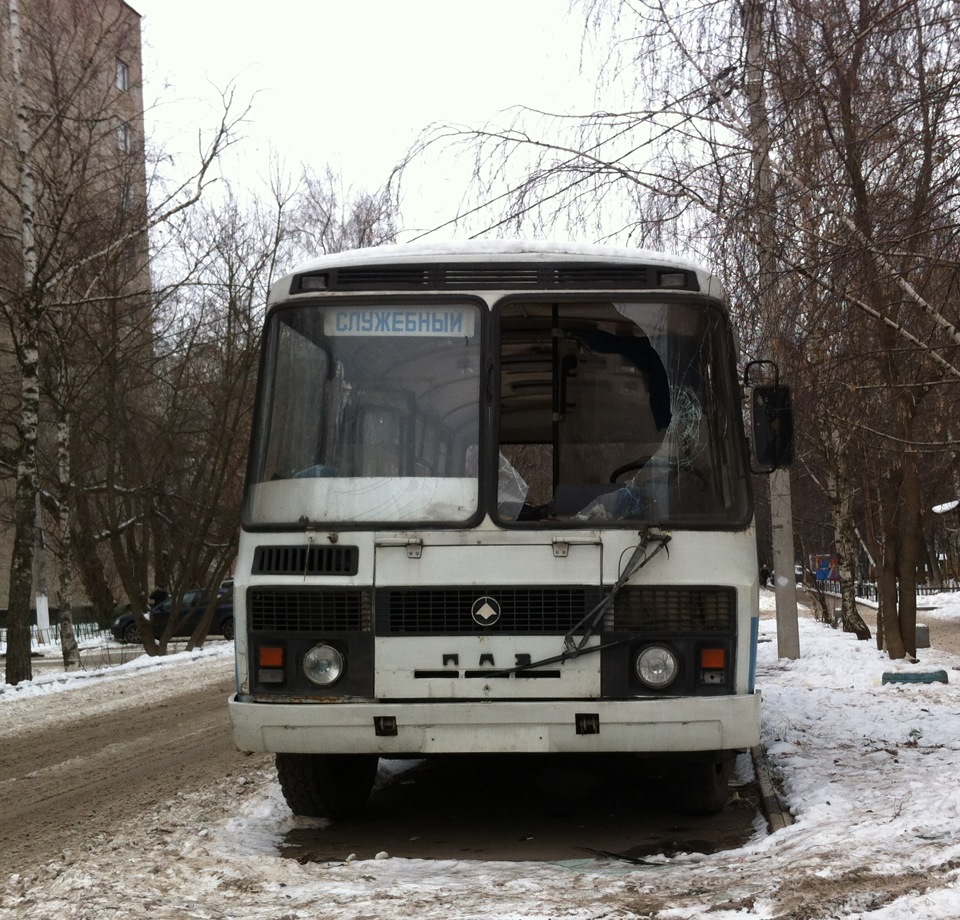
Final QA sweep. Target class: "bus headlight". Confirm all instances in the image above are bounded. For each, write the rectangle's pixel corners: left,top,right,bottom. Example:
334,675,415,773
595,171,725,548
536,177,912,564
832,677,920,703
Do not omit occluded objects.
303,644,345,687
635,644,679,690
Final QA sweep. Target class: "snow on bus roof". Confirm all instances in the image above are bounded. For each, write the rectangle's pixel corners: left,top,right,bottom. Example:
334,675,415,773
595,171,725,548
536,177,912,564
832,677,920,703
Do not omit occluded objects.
290,239,700,267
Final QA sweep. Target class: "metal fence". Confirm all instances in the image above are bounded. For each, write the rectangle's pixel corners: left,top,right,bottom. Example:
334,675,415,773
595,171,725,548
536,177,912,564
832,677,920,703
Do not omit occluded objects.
0,621,105,652
817,580,960,601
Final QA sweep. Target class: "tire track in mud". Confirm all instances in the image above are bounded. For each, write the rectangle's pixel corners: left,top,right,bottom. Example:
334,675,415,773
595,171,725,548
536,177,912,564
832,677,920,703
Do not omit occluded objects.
0,676,263,877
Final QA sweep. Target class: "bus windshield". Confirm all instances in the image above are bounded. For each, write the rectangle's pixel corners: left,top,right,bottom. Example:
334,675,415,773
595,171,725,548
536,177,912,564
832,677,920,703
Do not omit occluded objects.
245,301,483,526
496,299,750,527
244,294,749,529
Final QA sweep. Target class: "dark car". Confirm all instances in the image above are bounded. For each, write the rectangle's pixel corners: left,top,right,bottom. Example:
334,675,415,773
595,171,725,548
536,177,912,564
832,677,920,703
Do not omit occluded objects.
111,587,234,644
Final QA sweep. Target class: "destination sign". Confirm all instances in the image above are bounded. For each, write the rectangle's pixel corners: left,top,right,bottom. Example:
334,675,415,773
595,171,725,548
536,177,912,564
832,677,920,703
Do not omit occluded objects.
325,307,476,337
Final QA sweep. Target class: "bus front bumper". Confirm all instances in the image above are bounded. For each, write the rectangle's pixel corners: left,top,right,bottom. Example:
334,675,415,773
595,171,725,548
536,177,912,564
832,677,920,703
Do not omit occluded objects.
228,693,761,756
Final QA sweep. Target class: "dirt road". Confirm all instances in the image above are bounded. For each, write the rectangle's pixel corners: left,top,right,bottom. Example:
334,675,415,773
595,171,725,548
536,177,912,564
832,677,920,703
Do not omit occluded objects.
8,593,956,878
1,653,761,877
285,753,762,864
0,666,268,878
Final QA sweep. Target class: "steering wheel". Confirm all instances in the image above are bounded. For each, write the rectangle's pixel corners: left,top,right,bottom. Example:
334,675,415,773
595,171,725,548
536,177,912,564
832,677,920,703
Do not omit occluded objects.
610,456,710,491
609,459,649,483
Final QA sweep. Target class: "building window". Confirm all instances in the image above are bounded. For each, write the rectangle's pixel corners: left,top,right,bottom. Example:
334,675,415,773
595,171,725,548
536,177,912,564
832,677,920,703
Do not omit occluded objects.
117,122,132,153
116,59,129,91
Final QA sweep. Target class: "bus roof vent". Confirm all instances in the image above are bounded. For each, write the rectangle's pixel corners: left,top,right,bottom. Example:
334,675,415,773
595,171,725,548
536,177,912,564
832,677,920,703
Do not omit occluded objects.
553,264,651,287
551,264,700,290
296,262,701,293
332,266,432,289
442,265,542,288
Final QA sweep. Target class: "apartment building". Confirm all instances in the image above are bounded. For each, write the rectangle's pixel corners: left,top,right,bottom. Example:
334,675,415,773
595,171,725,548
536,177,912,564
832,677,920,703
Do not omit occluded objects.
0,0,148,621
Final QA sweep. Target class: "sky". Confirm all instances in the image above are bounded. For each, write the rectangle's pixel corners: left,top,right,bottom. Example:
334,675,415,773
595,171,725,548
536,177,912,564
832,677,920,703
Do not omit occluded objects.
132,1,600,240
5,592,960,917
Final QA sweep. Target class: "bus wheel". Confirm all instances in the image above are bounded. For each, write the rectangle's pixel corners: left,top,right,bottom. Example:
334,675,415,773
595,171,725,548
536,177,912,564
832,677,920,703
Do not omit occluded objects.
673,756,733,815
275,753,379,819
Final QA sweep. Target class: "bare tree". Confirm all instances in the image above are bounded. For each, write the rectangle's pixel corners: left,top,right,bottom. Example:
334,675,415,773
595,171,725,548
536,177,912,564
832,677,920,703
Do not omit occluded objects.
0,0,248,683
394,0,960,658
135,185,293,654
104,163,398,655
294,166,397,256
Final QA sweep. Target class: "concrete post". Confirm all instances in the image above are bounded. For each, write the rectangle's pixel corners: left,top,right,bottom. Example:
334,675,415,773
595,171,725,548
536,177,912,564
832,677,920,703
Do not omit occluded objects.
770,467,800,658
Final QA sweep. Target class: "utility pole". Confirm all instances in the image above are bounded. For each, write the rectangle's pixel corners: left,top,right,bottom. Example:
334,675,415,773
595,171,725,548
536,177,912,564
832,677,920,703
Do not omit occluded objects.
742,0,800,658
769,468,800,656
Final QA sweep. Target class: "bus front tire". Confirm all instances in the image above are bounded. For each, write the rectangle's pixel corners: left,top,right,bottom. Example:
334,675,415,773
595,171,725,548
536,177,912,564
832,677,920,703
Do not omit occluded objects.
275,753,379,819
673,755,734,815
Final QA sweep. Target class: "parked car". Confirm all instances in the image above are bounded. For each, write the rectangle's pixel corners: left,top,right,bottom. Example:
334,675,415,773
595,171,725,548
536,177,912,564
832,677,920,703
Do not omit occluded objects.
112,587,234,643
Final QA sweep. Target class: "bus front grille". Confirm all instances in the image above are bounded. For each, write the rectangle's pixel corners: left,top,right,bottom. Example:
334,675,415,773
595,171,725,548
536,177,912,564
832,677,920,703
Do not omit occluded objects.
252,544,359,576
378,586,603,634
249,587,372,632
606,586,736,633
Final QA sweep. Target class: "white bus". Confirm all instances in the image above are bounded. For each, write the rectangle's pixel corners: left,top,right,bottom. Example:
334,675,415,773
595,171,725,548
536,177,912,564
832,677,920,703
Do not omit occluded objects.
228,241,792,818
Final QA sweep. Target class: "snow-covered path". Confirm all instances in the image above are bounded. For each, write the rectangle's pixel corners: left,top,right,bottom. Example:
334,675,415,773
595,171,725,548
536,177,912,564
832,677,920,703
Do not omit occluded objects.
3,594,960,918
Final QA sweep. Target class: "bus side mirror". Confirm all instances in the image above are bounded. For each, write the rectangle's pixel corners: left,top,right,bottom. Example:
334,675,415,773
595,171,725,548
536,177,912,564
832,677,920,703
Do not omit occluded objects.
752,384,794,470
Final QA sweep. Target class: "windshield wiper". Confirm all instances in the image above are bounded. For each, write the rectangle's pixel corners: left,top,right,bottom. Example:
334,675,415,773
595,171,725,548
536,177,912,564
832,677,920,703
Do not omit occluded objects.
563,528,671,655
486,529,672,678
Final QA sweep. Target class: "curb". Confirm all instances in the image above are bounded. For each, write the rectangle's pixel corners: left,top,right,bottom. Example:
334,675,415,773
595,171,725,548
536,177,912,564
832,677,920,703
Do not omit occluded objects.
751,744,793,832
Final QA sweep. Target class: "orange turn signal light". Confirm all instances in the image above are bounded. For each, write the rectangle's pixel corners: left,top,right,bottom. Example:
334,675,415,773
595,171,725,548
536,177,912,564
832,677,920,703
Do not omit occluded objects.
259,646,284,668
700,648,726,669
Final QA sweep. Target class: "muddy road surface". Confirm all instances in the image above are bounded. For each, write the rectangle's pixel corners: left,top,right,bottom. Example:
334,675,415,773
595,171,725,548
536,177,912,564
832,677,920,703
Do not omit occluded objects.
0,670,261,878
1,656,762,876
285,753,762,864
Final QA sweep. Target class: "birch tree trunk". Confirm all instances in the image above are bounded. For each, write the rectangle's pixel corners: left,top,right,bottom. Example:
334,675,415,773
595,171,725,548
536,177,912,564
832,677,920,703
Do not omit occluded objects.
56,406,79,670
829,457,871,640
4,0,40,686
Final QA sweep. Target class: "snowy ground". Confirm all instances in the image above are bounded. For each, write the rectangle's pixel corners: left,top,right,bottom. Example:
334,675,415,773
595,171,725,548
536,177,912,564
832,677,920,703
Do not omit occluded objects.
3,592,960,919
